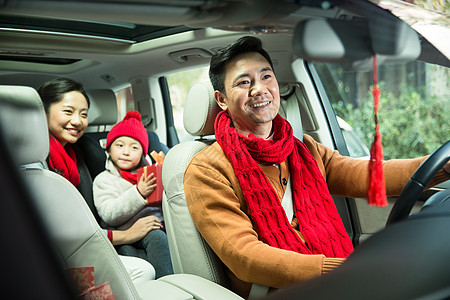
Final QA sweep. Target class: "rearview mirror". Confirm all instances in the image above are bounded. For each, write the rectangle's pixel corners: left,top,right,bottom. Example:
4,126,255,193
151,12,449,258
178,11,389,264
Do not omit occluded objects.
293,18,420,70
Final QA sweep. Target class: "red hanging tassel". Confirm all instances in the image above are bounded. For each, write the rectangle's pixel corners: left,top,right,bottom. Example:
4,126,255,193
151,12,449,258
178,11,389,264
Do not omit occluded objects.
368,55,388,207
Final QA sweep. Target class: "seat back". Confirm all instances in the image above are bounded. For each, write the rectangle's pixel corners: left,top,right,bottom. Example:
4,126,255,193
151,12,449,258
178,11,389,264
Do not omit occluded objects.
0,85,141,300
162,81,228,286
78,89,118,180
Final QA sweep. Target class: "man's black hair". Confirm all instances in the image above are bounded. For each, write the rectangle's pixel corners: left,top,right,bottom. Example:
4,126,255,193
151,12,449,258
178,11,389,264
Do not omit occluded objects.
209,36,274,94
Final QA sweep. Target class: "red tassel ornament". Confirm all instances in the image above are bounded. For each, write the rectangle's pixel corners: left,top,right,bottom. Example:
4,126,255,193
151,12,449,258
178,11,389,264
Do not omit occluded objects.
368,55,388,207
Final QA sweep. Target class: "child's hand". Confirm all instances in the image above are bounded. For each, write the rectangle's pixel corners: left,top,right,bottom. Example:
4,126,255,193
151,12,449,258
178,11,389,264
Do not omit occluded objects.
137,172,157,198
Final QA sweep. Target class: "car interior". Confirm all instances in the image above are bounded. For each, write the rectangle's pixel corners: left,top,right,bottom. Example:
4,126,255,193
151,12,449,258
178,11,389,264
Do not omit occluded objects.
0,0,449,299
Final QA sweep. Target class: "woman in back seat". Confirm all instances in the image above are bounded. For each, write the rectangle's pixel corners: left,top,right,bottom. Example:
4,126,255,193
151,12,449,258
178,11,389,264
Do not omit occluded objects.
38,77,156,284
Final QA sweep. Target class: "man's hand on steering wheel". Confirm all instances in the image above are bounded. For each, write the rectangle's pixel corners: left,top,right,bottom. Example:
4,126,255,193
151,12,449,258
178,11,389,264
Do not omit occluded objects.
386,141,450,226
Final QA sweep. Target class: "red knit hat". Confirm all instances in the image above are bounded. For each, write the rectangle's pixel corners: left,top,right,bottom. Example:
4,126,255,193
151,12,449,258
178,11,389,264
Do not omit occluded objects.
106,111,149,155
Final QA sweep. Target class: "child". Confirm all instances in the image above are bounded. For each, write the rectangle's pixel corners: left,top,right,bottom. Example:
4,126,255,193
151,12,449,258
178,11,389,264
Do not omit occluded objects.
93,111,173,278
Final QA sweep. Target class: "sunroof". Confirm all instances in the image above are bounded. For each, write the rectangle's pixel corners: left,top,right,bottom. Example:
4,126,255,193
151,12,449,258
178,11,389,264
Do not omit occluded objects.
0,15,192,43
0,55,80,65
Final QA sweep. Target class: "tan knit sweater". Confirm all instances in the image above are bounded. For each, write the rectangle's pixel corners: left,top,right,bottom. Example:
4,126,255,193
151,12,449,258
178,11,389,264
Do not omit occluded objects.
184,134,447,298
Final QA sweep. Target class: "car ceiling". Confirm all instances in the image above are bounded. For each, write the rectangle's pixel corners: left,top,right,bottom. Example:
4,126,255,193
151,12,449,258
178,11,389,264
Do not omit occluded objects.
0,0,447,90
0,0,335,29
0,0,343,89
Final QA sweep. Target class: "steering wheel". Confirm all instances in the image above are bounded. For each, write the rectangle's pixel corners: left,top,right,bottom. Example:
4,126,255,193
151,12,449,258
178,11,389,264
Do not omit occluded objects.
386,140,450,226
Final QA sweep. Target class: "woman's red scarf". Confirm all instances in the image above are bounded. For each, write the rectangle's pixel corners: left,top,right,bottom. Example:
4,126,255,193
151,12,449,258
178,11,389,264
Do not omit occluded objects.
48,134,80,186
215,110,353,258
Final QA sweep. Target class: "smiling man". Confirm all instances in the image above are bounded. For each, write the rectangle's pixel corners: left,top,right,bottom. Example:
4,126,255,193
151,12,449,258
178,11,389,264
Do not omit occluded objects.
214,51,280,138
184,36,450,298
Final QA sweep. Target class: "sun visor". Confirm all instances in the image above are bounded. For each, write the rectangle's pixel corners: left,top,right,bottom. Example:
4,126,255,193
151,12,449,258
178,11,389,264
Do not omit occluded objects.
293,18,420,70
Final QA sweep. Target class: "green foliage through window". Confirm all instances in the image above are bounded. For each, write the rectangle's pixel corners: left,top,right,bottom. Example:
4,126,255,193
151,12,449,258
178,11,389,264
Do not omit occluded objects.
316,61,449,160
333,83,449,159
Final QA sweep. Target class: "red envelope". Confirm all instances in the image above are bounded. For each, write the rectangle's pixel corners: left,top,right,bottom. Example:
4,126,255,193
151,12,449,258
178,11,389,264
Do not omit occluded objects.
66,266,95,294
137,164,163,206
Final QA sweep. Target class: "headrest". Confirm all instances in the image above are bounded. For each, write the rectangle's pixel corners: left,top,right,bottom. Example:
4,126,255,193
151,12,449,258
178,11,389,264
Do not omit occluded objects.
86,89,118,126
183,81,221,137
0,85,49,165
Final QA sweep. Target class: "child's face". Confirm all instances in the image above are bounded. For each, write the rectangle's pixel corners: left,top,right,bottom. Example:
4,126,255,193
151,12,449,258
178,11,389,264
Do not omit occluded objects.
47,91,89,147
109,136,143,171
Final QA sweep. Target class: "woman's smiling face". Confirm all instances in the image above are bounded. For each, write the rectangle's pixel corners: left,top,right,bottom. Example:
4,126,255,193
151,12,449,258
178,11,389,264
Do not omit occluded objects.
46,91,89,146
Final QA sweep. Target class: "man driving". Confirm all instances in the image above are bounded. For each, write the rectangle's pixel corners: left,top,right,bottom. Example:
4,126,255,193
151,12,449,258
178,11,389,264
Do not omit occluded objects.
184,36,450,298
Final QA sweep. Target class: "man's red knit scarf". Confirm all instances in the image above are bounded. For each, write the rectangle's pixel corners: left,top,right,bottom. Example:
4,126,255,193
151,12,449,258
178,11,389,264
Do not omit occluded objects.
215,111,353,258
48,134,80,187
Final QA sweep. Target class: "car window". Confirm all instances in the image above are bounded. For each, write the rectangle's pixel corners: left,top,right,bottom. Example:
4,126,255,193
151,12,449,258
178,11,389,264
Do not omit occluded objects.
314,61,449,159
166,66,209,142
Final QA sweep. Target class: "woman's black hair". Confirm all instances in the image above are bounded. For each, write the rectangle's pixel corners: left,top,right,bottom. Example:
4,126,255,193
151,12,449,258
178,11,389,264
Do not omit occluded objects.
37,77,90,113
209,36,274,94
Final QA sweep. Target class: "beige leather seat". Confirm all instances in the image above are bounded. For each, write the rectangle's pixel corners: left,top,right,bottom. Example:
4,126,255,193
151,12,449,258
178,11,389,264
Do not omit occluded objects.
162,81,227,286
0,85,243,300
